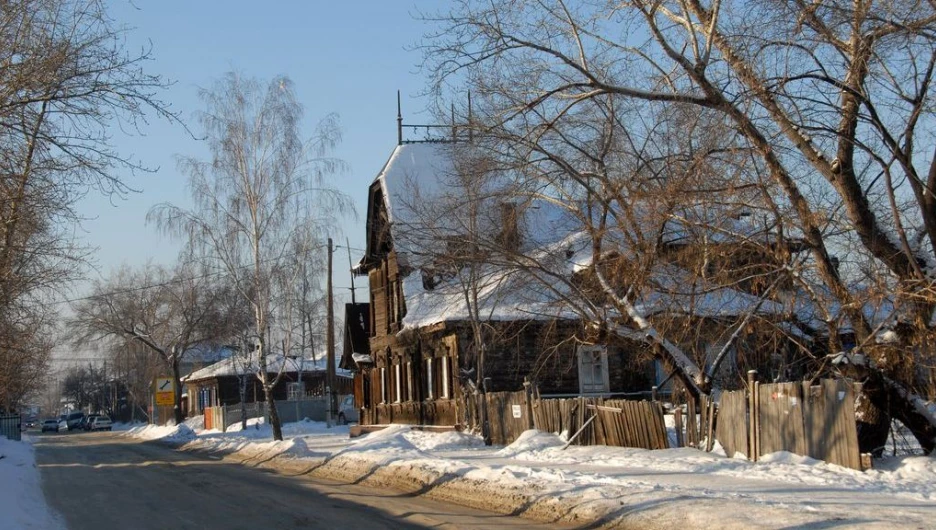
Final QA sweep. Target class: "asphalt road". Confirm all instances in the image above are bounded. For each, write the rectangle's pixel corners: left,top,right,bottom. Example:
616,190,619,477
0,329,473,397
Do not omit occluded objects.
33,431,567,530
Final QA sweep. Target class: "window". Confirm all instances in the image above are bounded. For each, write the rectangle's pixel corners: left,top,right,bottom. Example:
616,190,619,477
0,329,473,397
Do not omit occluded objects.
287,382,304,401
441,356,450,398
394,363,402,403
406,362,413,402
425,357,434,399
380,367,387,403
578,345,610,394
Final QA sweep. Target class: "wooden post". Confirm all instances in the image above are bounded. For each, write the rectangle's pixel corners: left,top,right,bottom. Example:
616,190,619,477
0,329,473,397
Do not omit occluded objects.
706,397,716,452
747,369,758,461
674,407,684,448
523,377,535,430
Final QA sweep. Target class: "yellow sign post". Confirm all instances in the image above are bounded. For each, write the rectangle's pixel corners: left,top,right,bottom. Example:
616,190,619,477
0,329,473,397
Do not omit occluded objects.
154,377,175,406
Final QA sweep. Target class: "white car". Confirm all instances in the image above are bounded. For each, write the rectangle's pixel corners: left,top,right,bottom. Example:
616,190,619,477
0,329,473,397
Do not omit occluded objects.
337,395,359,425
41,419,61,433
90,416,112,431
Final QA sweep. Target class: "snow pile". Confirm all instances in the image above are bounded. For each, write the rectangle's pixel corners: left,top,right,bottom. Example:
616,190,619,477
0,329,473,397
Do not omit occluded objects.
0,436,65,530
404,429,485,452
496,429,565,457
183,414,205,431
125,423,196,443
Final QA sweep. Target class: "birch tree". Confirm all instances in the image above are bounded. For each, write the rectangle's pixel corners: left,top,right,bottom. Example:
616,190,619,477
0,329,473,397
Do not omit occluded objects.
149,73,352,441
422,0,936,452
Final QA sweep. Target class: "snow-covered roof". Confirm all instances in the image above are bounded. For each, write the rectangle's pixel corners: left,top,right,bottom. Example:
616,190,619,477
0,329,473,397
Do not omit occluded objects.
182,354,350,383
181,344,233,364
378,143,455,227
370,143,816,333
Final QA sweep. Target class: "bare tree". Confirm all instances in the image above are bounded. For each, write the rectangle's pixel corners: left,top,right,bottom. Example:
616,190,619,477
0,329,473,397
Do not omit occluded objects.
149,73,352,441
422,0,936,451
70,261,241,424
0,0,178,411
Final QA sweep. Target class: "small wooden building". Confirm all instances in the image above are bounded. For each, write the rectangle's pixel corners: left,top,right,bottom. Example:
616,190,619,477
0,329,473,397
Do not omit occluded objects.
183,355,352,416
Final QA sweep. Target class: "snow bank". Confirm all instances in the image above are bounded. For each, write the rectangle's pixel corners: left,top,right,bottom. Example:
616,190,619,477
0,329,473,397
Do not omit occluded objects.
125,423,196,443
121,418,936,527
0,436,65,530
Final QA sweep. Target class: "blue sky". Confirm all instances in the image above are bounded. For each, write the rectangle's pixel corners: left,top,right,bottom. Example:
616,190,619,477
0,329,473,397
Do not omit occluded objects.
76,0,447,300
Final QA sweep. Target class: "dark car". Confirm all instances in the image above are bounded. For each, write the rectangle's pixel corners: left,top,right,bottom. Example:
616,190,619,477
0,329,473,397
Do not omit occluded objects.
82,414,100,431
64,411,84,431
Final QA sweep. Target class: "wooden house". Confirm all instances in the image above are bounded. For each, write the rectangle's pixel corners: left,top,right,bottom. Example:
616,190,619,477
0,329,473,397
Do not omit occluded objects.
347,143,661,427
347,141,815,428
182,355,352,416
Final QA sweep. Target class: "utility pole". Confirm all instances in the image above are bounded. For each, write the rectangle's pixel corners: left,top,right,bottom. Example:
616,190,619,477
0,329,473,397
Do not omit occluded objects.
326,237,336,426
346,237,356,304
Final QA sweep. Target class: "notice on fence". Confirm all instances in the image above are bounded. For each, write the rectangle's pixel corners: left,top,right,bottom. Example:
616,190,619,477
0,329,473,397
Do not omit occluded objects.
512,404,522,419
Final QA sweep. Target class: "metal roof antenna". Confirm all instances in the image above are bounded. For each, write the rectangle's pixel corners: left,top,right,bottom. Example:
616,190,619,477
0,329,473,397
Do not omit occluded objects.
397,90,403,146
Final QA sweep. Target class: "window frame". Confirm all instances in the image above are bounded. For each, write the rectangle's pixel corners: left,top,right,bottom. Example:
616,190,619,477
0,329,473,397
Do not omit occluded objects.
577,345,610,395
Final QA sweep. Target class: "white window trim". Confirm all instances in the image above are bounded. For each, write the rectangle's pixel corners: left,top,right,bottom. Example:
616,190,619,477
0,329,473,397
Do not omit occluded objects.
406,362,413,402
425,357,434,399
394,363,402,403
441,356,450,398
380,367,387,404
578,345,610,395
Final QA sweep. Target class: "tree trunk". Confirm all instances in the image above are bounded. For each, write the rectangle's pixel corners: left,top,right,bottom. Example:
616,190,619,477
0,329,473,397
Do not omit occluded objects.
239,375,248,431
171,357,184,426
265,385,283,441
861,370,936,455
855,387,891,457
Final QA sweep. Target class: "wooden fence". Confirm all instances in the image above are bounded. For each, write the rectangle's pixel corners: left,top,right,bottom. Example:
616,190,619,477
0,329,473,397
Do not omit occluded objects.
706,379,862,470
0,414,20,441
473,391,668,450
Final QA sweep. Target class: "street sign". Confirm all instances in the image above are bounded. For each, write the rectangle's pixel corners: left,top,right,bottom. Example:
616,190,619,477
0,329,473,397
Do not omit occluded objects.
154,377,175,406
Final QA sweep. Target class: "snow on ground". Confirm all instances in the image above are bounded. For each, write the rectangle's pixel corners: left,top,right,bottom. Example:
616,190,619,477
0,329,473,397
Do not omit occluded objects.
123,416,936,527
0,435,65,530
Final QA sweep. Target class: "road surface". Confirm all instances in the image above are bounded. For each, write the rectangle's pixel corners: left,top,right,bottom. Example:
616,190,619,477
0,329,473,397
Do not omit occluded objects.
34,431,569,530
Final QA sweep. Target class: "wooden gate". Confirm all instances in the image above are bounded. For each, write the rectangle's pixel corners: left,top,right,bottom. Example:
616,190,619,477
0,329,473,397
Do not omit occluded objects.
710,379,861,469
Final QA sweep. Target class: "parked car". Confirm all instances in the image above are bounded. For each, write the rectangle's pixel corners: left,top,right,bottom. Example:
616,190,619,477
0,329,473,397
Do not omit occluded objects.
89,416,112,431
337,395,359,425
64,411,84,431
41,419,60,433
81,414,100,431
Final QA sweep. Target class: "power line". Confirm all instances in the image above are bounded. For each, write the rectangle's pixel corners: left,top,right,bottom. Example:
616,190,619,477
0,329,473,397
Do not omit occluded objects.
51,241,357,306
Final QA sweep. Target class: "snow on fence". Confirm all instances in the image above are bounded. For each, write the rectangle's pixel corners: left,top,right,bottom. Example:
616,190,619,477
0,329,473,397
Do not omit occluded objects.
473,391,668,449
469,378,858,467
702,378,862,470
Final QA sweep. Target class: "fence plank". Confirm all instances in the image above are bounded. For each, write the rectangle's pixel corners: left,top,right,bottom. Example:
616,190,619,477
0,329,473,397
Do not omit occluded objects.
715,390,748,458
757,382,807,457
